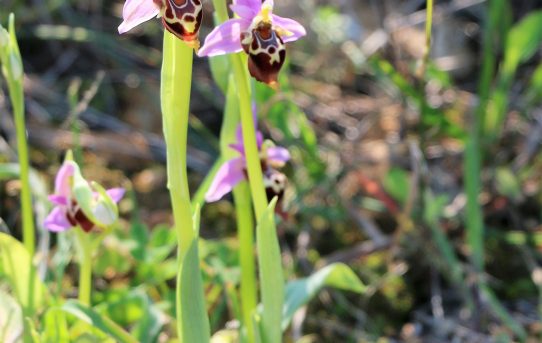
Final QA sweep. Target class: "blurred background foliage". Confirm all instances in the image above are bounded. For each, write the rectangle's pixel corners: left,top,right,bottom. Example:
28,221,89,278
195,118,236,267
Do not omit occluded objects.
2,0,542,341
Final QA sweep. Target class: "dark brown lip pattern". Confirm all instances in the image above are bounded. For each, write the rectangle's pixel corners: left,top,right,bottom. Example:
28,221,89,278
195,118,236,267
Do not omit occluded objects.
158,0,202,49
241,22,286,87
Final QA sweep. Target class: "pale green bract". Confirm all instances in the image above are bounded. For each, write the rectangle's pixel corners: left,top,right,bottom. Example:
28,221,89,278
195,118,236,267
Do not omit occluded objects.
282,263,365,330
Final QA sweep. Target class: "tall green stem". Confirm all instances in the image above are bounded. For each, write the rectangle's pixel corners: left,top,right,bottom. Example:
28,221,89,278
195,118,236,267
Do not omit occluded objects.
161,31,195,257
222,76,258,341
211,2,262,340
13,78,35,256
231,55,268,219
160,31,197,339
465,0,501,274
233,185,257,341
211,0,268,219
76,230,92,306
419,0,433,78
1,15,35,256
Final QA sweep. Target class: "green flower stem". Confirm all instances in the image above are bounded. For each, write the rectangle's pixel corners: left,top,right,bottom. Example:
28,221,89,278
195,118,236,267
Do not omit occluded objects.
223,75,258,341
231,54,268,219
1,15,35,256
211,2,263,340
161,31,195,255
419,0,433,77
233,184,257,341
160,31,197,338
76,229,92,306
13,85,35,257
209,1,268,219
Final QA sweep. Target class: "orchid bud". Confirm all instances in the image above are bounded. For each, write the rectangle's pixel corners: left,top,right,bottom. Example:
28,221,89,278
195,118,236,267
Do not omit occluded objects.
44,153,125,233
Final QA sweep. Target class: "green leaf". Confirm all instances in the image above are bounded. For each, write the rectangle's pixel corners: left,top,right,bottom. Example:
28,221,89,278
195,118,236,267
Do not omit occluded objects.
257,198,283,343
209,53,229,95
282,263,365,330
495,167,522,201
0,233,46,314
178,236,211,343
486,10,542,136
383,168,410,205
102,289,164,343
24,317,40,343
0,289,23,343
61,300,138,343
42,308,70,343
503,10,542,75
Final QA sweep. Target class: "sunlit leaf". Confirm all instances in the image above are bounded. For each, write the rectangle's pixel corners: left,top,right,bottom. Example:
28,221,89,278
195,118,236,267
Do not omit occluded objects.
61,300,137,343
42,307,70,343
282,263,365,330
503,10,542,75
178,237,211,343
256,198,283,343
0,233,46,314
383,168,410,205
495,167,522,201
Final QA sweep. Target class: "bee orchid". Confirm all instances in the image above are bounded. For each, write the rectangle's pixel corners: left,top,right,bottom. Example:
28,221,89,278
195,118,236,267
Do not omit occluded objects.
118,0,203,49
206,123,290,202
45,155,124,233
198,0,306,86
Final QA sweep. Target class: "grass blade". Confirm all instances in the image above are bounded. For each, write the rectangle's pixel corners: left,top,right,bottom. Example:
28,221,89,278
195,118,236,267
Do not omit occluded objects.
257,198,283,343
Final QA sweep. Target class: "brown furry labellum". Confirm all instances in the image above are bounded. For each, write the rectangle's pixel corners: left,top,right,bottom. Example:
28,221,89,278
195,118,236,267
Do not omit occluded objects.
155,0,202,49
241,22,286,87
263,168,288,219
66,200,95,233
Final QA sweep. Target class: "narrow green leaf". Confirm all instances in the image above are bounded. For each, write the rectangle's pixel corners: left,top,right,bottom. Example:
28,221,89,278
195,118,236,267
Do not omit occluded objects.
24,318,40,343
209,53,229,94
282,263,365,330
503,10,542,75
256,198,283,343
43,308,70,343
383,168,410,205
0,233,46,314
495,167,522,201
481,285,527,340
178,236,211,343
486,9,542,136
61,300,138,343
129,291,164,343
252,313,263,343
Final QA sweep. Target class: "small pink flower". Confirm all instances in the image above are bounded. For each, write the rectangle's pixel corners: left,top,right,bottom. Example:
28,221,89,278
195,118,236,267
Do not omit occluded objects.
198,0,306,86
118,0,203,49
206,122,290,202
44,160,125,233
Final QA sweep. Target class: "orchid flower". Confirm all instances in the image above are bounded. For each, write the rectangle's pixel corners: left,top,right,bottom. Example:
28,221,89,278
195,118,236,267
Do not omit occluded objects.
118,0,203,49
206,123,290,202
198,0,306,86
45,154,125,233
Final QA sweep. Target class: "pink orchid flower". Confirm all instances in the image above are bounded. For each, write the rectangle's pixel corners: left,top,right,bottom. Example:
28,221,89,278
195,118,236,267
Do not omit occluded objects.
118,0,203,49
198,0,306,86
206,124,290,202
45,159,125,233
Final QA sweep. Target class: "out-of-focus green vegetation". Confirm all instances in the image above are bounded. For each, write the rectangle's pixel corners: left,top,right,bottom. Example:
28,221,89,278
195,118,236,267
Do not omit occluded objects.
2,0,542,341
